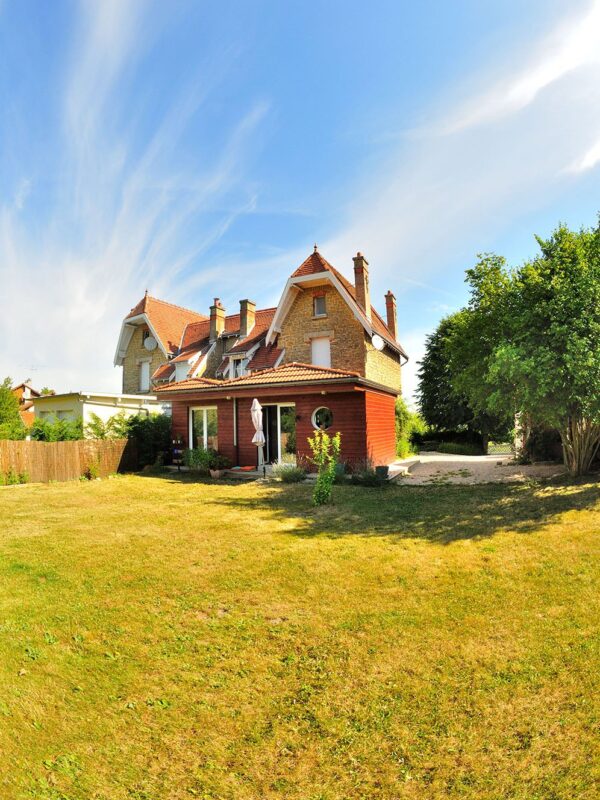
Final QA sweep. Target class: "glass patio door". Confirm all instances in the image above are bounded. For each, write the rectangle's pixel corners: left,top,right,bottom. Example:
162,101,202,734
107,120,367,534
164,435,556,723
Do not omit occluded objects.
261,404,296,464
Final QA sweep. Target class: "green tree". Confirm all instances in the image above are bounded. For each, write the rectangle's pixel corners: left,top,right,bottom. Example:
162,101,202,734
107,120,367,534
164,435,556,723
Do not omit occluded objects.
0,378,26,440
449,224,600,475
418,306,511,452
417,314,473,431
485,224,600,475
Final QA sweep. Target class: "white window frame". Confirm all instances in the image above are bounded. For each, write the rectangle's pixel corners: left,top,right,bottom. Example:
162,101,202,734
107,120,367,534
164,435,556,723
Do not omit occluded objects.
189,406,218,450
313,295,327,317
230,356,247,378
311,406,334,431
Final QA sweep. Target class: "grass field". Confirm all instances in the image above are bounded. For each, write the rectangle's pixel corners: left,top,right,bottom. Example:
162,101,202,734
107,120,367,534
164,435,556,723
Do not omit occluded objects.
0,473,599,799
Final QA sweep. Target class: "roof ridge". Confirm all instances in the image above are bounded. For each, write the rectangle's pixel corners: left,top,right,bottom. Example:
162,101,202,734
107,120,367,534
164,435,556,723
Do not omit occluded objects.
145,295,208,318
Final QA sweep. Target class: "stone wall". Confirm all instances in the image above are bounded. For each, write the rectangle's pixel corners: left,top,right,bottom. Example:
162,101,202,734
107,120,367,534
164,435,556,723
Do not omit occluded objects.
364,338,402,392
122,325,167,394
278,284,366,375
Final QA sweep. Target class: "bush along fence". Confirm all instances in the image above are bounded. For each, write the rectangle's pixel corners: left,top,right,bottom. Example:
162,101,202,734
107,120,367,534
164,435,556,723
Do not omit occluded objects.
0,439,136,484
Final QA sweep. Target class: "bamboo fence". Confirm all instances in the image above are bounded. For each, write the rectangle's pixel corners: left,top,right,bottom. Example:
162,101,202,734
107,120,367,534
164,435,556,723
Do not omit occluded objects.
0,439,135,483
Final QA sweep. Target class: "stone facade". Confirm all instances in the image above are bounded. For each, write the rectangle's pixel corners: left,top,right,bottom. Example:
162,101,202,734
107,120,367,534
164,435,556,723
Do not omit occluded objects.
122,325,167,394
364,338,402,392
278,284,366,376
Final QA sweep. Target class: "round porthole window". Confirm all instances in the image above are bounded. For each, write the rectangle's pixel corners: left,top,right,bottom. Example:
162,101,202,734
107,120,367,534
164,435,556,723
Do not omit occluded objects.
312,406,333,430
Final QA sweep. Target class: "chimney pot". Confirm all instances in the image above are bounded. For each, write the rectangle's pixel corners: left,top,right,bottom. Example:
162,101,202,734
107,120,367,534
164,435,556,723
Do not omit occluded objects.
239,299,256,338
352,252,371,320
210,298,226,341
385,290,397,340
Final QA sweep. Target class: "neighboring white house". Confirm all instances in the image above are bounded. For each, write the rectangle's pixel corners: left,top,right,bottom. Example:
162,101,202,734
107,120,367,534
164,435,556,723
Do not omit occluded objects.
32,392,169,434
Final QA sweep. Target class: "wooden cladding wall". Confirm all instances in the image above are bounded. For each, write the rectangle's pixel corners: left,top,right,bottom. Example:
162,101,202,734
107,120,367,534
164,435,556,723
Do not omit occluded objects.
0,439,132,484
365,390,397,466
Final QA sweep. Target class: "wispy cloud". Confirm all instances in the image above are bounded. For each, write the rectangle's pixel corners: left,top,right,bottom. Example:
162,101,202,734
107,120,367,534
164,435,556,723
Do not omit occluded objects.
441,0,600,133
0,0,268,391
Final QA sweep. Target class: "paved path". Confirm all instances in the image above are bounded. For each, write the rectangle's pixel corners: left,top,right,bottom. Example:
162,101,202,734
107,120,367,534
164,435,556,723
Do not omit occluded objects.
393,453,566,485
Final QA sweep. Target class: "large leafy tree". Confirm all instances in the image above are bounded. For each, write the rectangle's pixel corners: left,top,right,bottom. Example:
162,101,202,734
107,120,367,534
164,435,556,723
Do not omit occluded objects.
448,224,600,475
0,378,26,440
418,308,511,451
417,313,473,431
485,224,600,475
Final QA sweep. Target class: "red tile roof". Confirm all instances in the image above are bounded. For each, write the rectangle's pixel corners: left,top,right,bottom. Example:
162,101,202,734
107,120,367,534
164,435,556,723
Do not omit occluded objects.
151,363,175,382
180,307,276,352
247,342,283,371
155,362,361,393
126,294,207,355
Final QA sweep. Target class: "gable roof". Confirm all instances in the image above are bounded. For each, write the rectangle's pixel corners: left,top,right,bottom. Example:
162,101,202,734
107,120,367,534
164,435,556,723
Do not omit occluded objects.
290,250,407,357
268,249,408,360
125,294,207,355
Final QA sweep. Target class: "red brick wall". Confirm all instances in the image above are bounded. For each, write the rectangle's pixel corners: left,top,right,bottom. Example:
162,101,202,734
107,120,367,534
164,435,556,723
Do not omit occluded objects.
365,390,397,466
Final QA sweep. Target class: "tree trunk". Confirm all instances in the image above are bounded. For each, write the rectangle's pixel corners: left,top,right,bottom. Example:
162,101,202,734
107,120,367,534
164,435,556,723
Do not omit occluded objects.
480,420,489,455
560,416,600,476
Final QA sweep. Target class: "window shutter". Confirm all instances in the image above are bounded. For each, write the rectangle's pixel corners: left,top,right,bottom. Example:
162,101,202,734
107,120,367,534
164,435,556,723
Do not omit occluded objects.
311,337,331,368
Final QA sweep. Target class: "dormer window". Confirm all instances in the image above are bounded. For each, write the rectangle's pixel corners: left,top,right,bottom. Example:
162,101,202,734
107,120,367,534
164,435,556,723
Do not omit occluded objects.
231,357,247,378
313,294,327,317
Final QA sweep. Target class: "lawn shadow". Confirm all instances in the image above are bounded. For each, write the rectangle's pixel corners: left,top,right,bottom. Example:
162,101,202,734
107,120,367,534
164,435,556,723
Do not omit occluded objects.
198,475,600,545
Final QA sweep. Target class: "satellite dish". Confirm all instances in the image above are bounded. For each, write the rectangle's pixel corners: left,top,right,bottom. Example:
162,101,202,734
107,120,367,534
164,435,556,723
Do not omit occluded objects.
371,334,385,351
144,335,158,351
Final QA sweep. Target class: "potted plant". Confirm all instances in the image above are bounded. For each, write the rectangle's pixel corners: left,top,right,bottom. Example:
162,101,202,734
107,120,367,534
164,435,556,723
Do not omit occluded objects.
209,452,231,478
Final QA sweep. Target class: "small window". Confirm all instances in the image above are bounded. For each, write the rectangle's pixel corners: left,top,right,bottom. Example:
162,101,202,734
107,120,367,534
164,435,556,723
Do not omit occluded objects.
313,295,327,317
231,357,247,378
312,407,333,430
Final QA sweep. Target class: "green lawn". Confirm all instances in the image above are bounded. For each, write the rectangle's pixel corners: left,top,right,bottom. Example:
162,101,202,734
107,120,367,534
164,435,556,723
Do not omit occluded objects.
1,474,599,799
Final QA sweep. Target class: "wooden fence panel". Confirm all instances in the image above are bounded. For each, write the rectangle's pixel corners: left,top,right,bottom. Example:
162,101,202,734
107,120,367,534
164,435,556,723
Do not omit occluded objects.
0,439,132,483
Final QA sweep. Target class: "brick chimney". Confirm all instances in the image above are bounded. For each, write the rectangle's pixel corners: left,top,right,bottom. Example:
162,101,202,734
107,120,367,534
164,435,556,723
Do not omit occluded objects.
385,290,397,340
353,252,371,320
209,298,226,342
239,299,256,338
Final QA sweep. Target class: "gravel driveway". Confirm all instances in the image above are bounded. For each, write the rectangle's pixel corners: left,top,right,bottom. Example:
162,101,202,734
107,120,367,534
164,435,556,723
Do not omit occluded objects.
394,453,566,485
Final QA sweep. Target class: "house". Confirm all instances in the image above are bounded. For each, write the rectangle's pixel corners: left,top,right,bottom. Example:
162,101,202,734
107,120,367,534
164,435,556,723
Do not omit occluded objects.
11,382,42,427
33,391,167,433
115,248,408,467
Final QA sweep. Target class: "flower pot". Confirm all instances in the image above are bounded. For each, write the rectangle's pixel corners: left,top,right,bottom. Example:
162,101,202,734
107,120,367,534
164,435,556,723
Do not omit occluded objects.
375,465,389,481
209,469,226,479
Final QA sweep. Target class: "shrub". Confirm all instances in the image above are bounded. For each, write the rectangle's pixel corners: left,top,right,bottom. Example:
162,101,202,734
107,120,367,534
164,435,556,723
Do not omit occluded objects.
125,414,171,467
184,447,212,474
272,463,306,483
0,468,28,486
209,452,232,471
307,430,341,505
0,378,26,440
395,397,425,458
396,437,413,459
82,461,100,481
350,460,387,487
30,418,83,442
435,442,484,456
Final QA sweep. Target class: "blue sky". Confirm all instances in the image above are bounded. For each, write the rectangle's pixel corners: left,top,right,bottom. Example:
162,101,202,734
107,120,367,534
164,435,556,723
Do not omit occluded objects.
1,0,600,399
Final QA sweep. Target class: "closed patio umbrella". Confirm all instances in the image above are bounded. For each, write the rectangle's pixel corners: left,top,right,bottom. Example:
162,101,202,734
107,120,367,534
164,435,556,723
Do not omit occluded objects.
251,398,265,466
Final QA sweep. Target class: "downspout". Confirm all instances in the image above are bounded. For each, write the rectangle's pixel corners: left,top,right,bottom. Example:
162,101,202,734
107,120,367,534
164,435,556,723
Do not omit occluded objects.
234,397,239,466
